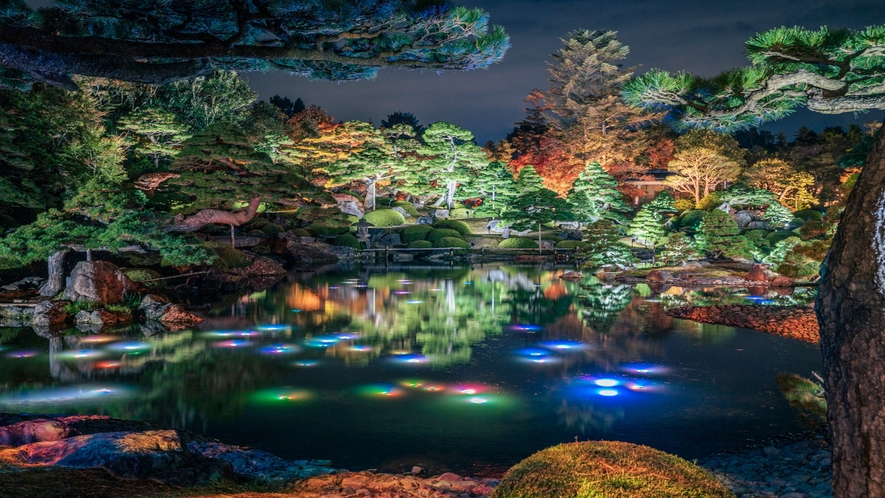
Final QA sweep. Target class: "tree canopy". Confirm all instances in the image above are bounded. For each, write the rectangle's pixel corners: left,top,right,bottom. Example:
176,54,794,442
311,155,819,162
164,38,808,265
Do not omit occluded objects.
0,0,509,89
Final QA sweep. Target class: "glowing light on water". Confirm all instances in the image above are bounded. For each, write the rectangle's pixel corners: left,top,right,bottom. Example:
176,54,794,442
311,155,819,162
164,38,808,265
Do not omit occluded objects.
95,361,121,369
58,349,104,360
392,354,428,365
400,379,425,389
251,388,312,404
516,348,549,357
450,384,488,395
79,335,117,344
204,330,258,338
393,290,410,295
464,281,473,285
293,360,318,367
256,324,290,332
304,335,340,347
398,279,412,285
598,389,619,397
7,351,36,358
291,309,303,313
467,397,487,404
335,333,360,340
423,385,446,392
329,286,339,290
358,384,404,398
259,344,300,355
406,300,423,304
620,363,669,375
539,340,586,351
106,342,152,352
214,340,251,348
350,345,373,352
594,379,619,387
0,385,130,405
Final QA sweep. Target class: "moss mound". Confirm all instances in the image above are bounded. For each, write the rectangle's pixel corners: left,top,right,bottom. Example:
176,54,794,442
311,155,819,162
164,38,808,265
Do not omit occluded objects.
121,268,161,282
408,240,433,248
491,441,734,498
449,208,471,219
392,201,419,216
433,219,472,236
305,222,349,237
426,228,463,243
766,230,798,246
334,234,362,249
402,225,434,243
433,237,469,249
290,228,311,237
793,209,823,222
364,209,406,227
204,241,247,272
499,237,538,248
555,240,584,249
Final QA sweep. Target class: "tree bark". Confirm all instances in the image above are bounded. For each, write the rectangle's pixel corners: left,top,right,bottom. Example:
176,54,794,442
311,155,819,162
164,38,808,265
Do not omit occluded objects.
817,123,885,497
365,178,376,211
38,249,68,297
165,196,261,232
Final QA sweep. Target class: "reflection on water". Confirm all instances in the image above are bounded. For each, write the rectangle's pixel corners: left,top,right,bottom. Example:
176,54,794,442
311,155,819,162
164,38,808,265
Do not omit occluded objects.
0,265,821,473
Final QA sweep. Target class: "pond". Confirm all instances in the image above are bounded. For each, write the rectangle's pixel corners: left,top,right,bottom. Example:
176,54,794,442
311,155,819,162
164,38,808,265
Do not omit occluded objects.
0,265,822,475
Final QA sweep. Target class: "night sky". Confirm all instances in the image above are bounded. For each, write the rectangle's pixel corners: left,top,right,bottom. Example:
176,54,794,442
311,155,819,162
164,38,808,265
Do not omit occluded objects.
245,0,885,144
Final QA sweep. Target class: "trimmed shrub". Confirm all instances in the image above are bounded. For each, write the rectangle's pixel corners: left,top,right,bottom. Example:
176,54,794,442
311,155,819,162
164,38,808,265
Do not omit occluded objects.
334,234,361,249
432,220,471,236
555,240,584,249
121,268,161,283
766,230,798,246
426,228,462,243
449,208,471,219
401,225,434,243
204,241,247,272
408,240,433,248
490,441,734,498
673,198,695,212
434,237,469,249
679,210,707,231
305,222,349,237
290,228,311,237
499,237,538,248
364,209,406,227
793,209,823,222
696,192,725,210
392,201,419,216
799,220,828,240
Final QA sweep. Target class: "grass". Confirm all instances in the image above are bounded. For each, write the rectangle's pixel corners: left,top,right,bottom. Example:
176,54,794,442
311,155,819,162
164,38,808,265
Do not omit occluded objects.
63,300,99,315
490,441,734,498
776,373,827,426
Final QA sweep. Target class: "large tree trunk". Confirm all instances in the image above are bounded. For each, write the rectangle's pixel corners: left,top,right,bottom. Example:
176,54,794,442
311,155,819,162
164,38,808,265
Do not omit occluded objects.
365,178,376,211
445,180,457,209
817,124,885,497
165,196,261,232
38,249,69,297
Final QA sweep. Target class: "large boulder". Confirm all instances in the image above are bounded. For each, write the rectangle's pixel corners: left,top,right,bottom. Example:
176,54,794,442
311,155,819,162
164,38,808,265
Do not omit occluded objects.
734,210,754,227
391,206,411,218
138,294,202,326
61,261,138,305
74,309,122,326
0,276,46,299
746,264,769,282
431,209,449,220
646,270,674,283
0,418,71,446
377,233,403,247
339,200,365,219
30,300,68,327
416,216,434,225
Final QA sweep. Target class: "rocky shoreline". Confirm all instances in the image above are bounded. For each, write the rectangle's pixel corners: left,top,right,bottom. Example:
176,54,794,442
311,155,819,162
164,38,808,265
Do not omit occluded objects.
666,304,820,343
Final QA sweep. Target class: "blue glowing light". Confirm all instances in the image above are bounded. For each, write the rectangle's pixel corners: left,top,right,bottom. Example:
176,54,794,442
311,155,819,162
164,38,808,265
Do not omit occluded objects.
406,300,423,304
620,363,668,375
335,333,360,340
464,281,473,285
329,286,339,289
293,360,318,367
467,397,487,404
290,308,303,313
256,324,290,332
594,379,619,387
58,349,104,360
304,335,341,347
203,330,258,338
392,354,428,365
259,344,300,355
509,324,543,332
516,348,549,357
539,340,586,351
7,350,36,358
350,345,373,352
598,389,619,397
106,342,151,352
214,340,251,348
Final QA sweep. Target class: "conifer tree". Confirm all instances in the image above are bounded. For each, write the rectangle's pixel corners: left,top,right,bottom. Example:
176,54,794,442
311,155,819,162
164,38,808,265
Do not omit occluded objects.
627,206,665,248
581,220,634,267
696,210,753,259
468,161,519,218
659,232,701,265
117,107,190,170
419,122,489,209
645,190,678,218
566,161,631,222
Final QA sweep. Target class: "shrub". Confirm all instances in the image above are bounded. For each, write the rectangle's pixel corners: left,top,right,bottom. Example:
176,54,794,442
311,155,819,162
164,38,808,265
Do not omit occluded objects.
204,241,247,272
799,220,829,240
305,222,349,237
744,229,770,251
776,373,827,426
499,237,538,248
392,201,419,216
793,209,823,222
401,225,434,243
555,240,584,249
489,441,733,498
244,217,284,236
696,192,725,210
432,220,471,236
334,234,362,249
0,255,21,270
673,198,695,212
290,228,311,237
434,237,469,249
449,208,471,219
679,210,707,231
364,209,406,227
426,228,462,243
408,240,433,248
121,268,161,283
64,300,99,315
766,230,798,246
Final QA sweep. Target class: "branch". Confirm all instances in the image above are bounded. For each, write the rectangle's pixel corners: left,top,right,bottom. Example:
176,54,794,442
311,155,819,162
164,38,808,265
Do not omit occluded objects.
164,195,261,232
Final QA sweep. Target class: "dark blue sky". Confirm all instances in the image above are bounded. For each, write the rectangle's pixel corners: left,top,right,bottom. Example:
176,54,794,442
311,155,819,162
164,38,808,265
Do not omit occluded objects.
244,0,885,143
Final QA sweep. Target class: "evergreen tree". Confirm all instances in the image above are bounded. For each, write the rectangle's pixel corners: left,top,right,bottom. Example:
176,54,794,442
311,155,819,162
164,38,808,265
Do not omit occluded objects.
627,206,665,248
566,161,631,222
501,187,574,232
659,232,701,265
696,210,753,259
665,130,745,204
468,161,519,218
269,96,305,119
117,107,190,170
418,122,489,209
646,190,678,218
581,220,634,268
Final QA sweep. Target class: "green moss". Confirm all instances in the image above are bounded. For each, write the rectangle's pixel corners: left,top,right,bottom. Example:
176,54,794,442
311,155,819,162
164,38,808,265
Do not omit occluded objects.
449,208,471,219
204,241,247,272
401,225,434,243
392,201,419,216
490,441,734,498
290,228,311,237
433,237,469,249
499,237,538,248
121,268,161,282
555,240,585,249
334,234,362,249
426,228,462,243
673,198,695,212
0,255,22,270
363,209,406,227
432,219,472,236
793,209,823,222
408,240,433,248
766,230,798,246
305,222,349,237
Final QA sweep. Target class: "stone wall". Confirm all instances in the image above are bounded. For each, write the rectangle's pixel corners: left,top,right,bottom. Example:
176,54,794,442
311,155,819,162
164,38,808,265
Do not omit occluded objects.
666,305,819,343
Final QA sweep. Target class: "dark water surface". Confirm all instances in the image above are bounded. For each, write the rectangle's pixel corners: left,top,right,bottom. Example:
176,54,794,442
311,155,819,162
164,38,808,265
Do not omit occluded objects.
0,265,821,474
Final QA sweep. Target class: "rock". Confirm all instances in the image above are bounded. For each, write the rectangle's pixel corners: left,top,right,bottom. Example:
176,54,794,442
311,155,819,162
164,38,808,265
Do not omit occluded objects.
437,472,463,482
244,254,287,277
646,270,673,283
74,309,120,326
735,210,754,227
747,264,769,282
559,271,583,281
61,261,139,305
501,228,511,239
559,229,583,241
15,430,230,485
0,276,46,298
0,305,35,324
339,200,365,219
771,275,796,287
666,305,819,343
158,304,203,325
251,235,289,256
327,246,357,260
0,418,71,446
30,300,68,327
391,206,411,218
287,241,353,265
748,220,769,229
431,209,449,219
539,240,554,250
393,253,415,262
377,233,403,246
416,216,434,225
558,221,581,230
411,466,424,475
139,294,171,320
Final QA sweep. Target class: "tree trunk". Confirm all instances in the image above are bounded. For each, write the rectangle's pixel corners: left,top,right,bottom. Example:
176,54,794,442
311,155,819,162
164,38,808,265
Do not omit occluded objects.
165,196,261,232
446,180,457,209
365,178,376,211
817,124,885,497
38,249,69,297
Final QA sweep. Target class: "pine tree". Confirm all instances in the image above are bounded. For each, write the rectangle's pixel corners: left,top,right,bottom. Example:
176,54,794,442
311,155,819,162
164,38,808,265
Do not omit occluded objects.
418,122,489,209
627,206,665,247
117,107,190,170
466,161,519,218
645,190,678,218
581,220,634,268
659,232,701,265
566,161,631,222
696,210,753,259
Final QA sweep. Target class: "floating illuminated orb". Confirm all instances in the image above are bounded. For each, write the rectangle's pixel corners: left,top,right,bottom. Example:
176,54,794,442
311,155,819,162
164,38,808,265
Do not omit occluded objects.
516,348,549,358
293,360,318,367
79,335,117,344
259,344,300,355
335,333,360,340
539,340,586,351
358,384,404,398
597,389,619,397
58,349,104,360
0,385,128,405
204,330,258,338
106,342,152,352
620,363,669,375
392,354,428,365
594,378,619,387
303,335,340,347
406,300,423,304
423,384,446,392
213,340,251,348
7,350,37,358
450,383,488,395
350,345,373,352
509,324,543,332
393,290,410,295
256,324,290,332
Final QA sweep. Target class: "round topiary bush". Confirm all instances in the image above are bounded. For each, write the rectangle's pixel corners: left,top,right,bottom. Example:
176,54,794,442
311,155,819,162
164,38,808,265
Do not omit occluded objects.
499,237,538,248
766,229,799,246
793,209,823,222
434,237,469,249
408,240,433,248
305,222,349,237
490,441,734,498
204,241,247,272
392,201,419,216
555,240,584,249
402,225,434,243
680,210,707,231
334,234,362,249
426,228,463,243
364,209,406,227
448,208,471,219
432,220,472,236
673,198,696,213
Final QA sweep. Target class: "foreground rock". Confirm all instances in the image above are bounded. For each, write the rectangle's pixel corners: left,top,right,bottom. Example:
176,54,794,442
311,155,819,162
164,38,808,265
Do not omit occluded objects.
61,261,140,304
288,471,501,498
667,305,819,343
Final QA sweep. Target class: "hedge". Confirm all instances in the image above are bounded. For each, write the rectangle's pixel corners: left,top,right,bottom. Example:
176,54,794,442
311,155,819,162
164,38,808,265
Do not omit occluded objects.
432,219,471,236
433,237,469,249
793,209,823,222
408,240,433,248
334,234,362,249
401,225,434,243
363,209,406,227
555,240,584,249
499,237,538,248
426,228,463,243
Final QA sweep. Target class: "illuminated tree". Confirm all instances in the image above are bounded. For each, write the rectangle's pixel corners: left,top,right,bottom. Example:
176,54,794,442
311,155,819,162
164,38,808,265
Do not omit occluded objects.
665,130,745,204
566,161,630,223
581,220,633,268
418,122,489,209
117,107,190,170
501,166,574,231
743,158,815,210
696,210,753,260
0,0,509,89
627,206,665,248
